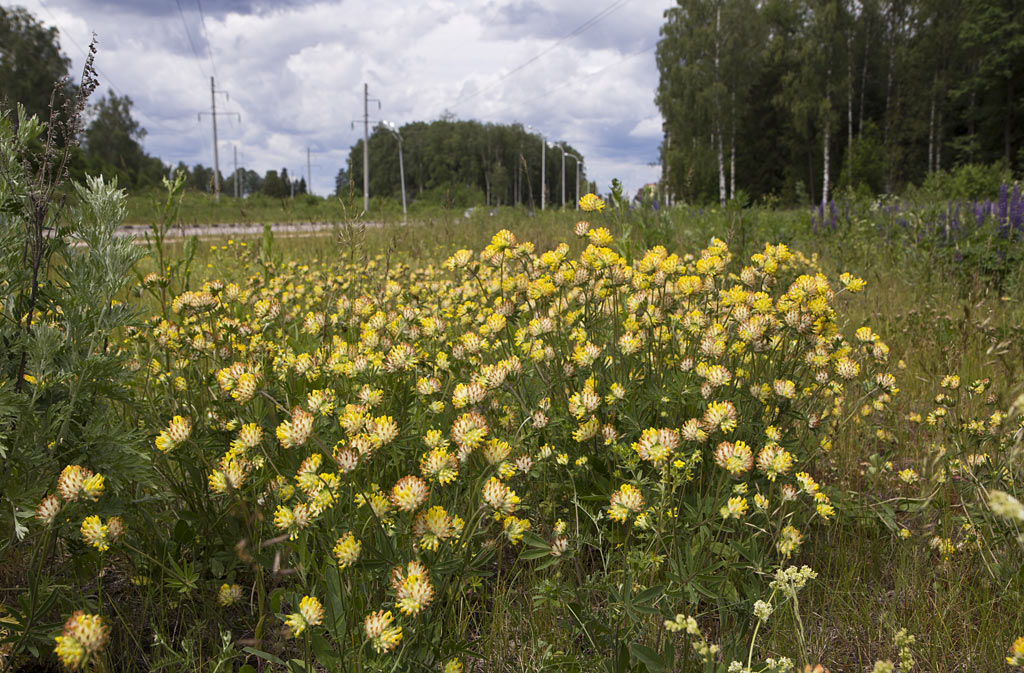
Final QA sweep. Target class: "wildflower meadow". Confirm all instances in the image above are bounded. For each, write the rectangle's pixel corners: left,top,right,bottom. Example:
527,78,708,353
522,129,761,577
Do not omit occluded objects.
1,108,1023,673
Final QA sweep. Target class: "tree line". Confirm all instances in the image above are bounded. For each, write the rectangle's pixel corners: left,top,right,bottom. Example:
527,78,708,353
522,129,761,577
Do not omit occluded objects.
344,117,591,209
656,0,1024,205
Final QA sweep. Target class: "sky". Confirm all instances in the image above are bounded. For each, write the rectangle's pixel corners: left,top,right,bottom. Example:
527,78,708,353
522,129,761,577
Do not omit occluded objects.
14,0,673,199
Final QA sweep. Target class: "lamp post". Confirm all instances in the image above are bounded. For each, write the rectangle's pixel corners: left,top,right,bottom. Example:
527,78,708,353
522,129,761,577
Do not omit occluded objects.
548,142,567,209
382,120,407,225
566,152,582,209
527,125,545,210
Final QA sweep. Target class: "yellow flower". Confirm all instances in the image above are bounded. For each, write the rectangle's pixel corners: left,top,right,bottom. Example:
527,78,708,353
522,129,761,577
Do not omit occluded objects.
777,525,803,557
502,515,531,545
720,496,748,519
54,612,108,669
482,477,520,514
80,516,109,552
284,595,324,637
579,193,605,212
333,532,362,568
1007,636,1024,667
217,583,243,606
391,475,430,512
413,506,459,550
155,415,191,453
609,484,644,523
392,561,434,616
364,610,403,653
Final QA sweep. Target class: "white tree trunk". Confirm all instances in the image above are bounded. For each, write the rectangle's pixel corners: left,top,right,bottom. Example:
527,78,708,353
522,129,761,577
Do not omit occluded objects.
714,2,725,207
729,97,736,200
717,130,727,207
822,120,831,205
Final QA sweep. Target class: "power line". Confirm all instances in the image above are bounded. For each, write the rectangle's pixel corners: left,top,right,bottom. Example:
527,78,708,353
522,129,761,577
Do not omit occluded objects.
174,0,209,81
451,0,632,109
194,0,218,82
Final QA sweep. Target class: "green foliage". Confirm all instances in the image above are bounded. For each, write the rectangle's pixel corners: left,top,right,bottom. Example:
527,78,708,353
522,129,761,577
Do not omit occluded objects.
839,121,886,195
0,6,73,125
657,0,1024,204
76,91,166,189
918,162,1014,200
349,119,586,210
0,104,151,667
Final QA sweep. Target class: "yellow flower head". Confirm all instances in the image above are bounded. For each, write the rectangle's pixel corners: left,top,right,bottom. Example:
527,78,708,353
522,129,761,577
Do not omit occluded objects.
364,609,403,653
609,484,644,523
391,475,430,512
217,583,244,606
579,193,606,212
54,612,108,669
284,595,324,637
1007,636,1024,667
80,516,109,552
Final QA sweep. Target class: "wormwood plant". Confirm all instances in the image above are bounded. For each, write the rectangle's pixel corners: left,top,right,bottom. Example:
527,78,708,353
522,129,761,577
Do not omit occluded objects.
0,51,154,668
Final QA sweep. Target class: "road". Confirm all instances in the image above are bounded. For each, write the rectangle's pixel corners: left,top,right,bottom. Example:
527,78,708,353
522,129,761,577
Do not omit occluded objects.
115,221,388,239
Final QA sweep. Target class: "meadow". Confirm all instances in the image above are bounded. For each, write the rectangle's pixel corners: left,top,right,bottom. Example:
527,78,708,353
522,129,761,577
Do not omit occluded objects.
2,122,1023,672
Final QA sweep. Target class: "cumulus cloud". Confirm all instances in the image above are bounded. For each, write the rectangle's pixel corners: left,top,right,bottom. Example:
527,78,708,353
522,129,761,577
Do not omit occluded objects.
18,0,670,197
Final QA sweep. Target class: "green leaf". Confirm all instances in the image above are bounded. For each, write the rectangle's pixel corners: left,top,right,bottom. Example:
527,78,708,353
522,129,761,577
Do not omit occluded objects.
522,531,549,548
172,518,194,545
242,647,286,666
535,556,563,570
310,633,339,666
633,584,664,605
630,642,666,672
519,547,553,560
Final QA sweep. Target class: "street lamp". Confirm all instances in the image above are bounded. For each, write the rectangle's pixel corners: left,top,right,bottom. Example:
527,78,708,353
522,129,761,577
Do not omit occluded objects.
566,152,582,209
527,125,545,210
548,142,568,209
382,120,407,225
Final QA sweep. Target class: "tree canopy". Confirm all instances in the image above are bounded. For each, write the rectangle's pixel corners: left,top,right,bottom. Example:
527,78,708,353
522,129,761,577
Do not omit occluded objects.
0,6,73,123
347,119,587,209
657,0,1024,205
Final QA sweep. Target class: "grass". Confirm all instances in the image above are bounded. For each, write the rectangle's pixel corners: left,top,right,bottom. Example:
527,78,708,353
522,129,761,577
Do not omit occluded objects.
122,188,557,228
5,190,1023,673
156,201,1024,669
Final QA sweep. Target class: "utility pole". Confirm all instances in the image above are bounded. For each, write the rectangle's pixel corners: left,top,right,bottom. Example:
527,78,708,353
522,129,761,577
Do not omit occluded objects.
210,77,220,200
529,126,546,210
198,76,239,202
383,121,407,225
307,146,312,197
560,144,566,208
233,145,239,199
541,137,546,210
567,152,582,209
353,85,379,210
363,84,369,210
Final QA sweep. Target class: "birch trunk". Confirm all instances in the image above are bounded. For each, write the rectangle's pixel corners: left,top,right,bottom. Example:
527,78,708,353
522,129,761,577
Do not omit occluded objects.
823,119,831,206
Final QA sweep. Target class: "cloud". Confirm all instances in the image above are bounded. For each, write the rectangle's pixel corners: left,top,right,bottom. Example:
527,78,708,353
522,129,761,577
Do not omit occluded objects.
18,0,671,198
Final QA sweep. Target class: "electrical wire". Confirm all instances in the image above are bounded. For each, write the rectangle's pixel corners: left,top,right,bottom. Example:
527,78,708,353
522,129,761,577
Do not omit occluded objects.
194,0,218,82
174,0,209,81
451,0,632,109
